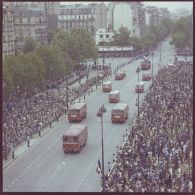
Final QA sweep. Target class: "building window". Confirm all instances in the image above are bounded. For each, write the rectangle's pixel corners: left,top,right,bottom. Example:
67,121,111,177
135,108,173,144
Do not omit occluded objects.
106,35,109,38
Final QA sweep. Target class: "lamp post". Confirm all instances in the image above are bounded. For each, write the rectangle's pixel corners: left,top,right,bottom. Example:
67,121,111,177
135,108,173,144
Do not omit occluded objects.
66,78,69,112
103,43,105,70
136,67,140,119
96,105,107,192
3,82,7,160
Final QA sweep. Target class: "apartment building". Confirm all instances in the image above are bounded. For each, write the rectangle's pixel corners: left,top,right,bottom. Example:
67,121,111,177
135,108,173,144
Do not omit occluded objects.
96,28,114,46
58,4,96,37
3,5,15,58
111,2,145,38
145,6,160,27
13,8,48,54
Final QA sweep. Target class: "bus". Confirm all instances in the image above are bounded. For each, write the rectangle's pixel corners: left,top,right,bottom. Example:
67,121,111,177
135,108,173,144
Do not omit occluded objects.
62,124,88,153
109,90,120,103
102,81,112,92
141,60,151,70
68,103,87,122
135,82,144,93
111,103,129,123
115,70,125,80
142,72,152,81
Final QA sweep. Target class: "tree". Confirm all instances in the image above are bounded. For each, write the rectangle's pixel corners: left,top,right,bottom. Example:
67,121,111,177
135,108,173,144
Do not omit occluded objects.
22,38,36,54
35,45,72,82
170,16,192,49
3,55,16,99
130,36,144,55
48,31,55,44
112,26,131,47
52,29,97,66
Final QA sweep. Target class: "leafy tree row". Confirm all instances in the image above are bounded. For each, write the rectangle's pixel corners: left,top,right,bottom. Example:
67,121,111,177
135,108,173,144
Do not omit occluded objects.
170,15,192,50
3,29,97,101
101,17,173,54
52,29,97,65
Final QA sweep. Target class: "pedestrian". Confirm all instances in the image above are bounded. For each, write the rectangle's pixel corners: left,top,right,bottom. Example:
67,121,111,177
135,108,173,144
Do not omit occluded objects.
11,143,15,159
27,134,30,147
108,162,112,173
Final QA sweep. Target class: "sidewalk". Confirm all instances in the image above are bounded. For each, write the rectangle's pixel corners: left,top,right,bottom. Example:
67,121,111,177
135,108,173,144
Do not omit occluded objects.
3,68,100,169
2,57,128,169
3,114,66,169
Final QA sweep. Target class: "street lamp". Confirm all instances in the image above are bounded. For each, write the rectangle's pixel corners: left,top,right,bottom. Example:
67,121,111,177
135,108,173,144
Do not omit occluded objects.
136,67,140,119
66,77,69,112
151,50,154,82
102,43,105,70
96,105,107,192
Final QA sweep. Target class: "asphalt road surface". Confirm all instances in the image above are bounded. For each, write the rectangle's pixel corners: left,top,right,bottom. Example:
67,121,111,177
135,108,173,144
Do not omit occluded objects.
3,37,177,192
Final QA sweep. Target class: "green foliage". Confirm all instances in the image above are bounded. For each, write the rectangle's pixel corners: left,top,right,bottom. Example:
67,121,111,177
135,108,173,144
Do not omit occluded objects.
52,29,97,65
112,27,131,47
171,16,192,49
22,38,36,54
35,45,70,81
3,52,45,99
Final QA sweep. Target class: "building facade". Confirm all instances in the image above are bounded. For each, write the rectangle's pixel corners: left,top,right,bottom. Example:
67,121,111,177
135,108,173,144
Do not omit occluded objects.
111,2,145,38
145,6,160,27
96,28,114,46
58,4,96,37
3,5,15,58
13,8,48,54
95,3,107,30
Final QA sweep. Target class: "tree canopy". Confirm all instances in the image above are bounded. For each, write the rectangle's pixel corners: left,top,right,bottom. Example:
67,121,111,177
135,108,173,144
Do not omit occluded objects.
22,38,36,54
112,26,131,47
170,16,192,49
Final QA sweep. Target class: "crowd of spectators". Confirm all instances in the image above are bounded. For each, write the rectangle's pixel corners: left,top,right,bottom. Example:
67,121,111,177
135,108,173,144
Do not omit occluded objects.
103,60,193,192
2,66,112,153
2,51,162,155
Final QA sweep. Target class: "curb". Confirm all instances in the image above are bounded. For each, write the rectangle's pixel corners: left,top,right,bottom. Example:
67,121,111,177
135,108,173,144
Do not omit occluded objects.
3,115,66,170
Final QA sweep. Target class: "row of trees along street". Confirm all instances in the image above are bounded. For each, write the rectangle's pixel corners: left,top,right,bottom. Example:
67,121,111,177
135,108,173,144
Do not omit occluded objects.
170,15,193,53
3,29,97,101
99,18,173,56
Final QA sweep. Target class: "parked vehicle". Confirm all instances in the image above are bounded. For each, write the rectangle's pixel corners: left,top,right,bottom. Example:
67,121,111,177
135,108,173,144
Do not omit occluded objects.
111,103,129,123
109,90,120,103
68,103,87,122
62,124,88,153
